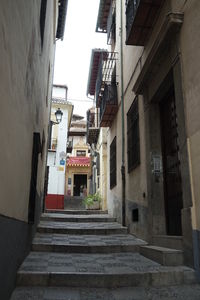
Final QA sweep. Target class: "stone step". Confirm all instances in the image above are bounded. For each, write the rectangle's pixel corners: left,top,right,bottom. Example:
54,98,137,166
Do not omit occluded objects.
37,221,127,235
45,209,108,215
32,233,147,253
40,213,116,223
152,235,183,250
16,252,197,288
140,245,184,266
11,285,200,300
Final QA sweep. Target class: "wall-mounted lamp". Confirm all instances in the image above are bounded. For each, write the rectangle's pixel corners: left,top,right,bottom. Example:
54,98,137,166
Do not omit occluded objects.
48,108,63,149
51,108,63,125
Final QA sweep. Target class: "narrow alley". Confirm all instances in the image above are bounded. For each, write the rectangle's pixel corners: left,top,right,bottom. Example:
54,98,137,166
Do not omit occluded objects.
1,0,200,299
11,209,200,299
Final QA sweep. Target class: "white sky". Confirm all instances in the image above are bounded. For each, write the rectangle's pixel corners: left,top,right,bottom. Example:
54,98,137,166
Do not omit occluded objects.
53,0,107,117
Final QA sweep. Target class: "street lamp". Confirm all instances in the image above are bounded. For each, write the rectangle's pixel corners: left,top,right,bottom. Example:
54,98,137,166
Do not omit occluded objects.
55,107,63,124
51,107,63,125
48,108,63,149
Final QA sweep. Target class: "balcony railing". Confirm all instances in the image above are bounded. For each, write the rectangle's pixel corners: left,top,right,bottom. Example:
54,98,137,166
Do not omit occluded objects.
95,51,117,107
86,110,100,145
126,0,164,46
99,83,118,127
107,2,116,45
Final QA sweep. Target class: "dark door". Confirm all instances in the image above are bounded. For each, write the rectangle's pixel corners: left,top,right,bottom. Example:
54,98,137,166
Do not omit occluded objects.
28,133,41,224
73,174,87,196
160,89,183,235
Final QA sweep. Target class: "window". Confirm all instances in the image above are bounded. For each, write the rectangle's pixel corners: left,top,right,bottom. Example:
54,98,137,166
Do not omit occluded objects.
110,136,116,189
96,153,100,176
76,150,86,156
127,97,140,172
40,0,47,48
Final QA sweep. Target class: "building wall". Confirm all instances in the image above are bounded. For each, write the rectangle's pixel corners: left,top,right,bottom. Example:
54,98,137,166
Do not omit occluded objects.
106,0,200,270
47,102,70,196
66,129,90,197
0,1,58,298
96,128,108,210
178,0,200,275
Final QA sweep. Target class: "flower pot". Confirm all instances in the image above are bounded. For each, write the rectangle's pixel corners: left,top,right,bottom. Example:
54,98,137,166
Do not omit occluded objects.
86,201,100,210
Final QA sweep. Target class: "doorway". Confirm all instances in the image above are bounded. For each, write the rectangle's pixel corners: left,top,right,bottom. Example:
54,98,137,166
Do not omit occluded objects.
160,88,183,235
73,174,87,196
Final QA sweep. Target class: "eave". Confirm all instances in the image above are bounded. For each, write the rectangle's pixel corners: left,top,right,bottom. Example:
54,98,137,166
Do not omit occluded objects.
86,49,108,97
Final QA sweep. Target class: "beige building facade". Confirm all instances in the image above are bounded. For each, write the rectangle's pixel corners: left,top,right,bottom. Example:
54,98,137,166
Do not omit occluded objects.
86,106,108,210
0,1,68,298
90,0,200,278
66,115,91,198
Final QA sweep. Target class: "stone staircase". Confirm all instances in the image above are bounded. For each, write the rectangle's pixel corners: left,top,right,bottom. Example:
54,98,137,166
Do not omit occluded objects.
11,210,200,299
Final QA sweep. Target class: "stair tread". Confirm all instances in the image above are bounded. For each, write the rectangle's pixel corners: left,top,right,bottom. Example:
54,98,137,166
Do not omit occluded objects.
33,233,146,247
45,209,108,215
141,245,183,253
38,221,127,230
11,285,200,300
17,251,192,274
41,213,113,219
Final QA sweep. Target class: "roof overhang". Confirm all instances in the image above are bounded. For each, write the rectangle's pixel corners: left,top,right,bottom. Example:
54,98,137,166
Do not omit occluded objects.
86,49,108,97
56,0,68,40
96,0,112,32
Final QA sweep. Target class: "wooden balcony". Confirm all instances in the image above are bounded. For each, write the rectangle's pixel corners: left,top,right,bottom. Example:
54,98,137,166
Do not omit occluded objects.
100,84,118,127
126,0,164,46
86,110,100,145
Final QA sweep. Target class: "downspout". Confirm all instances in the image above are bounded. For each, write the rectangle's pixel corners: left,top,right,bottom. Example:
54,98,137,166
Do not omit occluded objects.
120,0,126,226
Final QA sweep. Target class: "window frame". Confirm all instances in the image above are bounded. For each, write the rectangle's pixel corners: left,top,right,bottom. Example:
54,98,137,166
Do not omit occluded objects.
110,136,117,189
127,96,140,173
76,150,86,157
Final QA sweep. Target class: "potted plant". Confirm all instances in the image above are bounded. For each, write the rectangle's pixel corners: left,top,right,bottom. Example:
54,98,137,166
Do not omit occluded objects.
83,192,102,210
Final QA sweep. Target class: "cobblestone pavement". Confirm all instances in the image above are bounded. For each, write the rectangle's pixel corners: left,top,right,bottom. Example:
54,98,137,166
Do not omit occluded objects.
11,285,200,300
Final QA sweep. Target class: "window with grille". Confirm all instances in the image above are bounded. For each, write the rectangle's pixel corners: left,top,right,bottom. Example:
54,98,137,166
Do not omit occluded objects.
76,150,86,156
127,97,140,172
96,153,100,176
110,136,116,189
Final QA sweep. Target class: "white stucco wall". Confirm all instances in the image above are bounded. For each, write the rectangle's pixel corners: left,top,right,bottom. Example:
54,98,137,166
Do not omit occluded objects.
47,104,69,195
0,0,57,222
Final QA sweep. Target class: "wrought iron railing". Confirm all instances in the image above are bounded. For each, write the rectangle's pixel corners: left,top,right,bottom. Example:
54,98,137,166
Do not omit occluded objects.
95,56,103,106
126,0,140,41
86,110,100,144
87,110,99,129
99,83,117,122
95,51,118,107
107,1,116,45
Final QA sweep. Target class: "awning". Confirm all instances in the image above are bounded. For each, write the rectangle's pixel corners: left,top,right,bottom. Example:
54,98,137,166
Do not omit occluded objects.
67,157,90,167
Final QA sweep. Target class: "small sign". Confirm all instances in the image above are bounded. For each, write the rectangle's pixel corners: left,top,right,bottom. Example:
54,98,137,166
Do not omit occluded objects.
60,159,65,166
58,166,64,171
68,178,71,184
59,151,66,159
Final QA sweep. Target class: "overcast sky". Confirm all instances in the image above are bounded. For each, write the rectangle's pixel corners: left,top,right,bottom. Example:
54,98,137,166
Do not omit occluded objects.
53,0,107,117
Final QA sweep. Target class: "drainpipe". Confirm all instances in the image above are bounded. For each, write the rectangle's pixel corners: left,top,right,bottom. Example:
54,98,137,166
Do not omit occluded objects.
120,0,126,226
